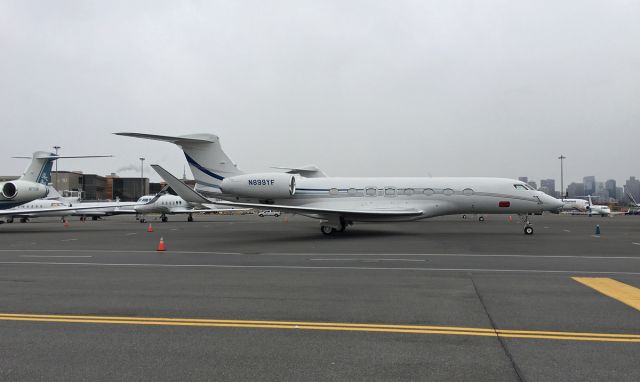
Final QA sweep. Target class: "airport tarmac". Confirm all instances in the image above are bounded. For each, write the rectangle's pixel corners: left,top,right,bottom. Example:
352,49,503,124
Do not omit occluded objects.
1,214,639,381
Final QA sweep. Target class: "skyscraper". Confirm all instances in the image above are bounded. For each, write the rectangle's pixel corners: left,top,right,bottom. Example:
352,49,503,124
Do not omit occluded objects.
605,179,617,199
567,182,585,198
540,179,556,197
583,176,596,196
625,176,640,202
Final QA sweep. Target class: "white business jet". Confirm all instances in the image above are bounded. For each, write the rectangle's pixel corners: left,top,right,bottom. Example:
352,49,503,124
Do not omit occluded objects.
115,133,564,235
132,193,236,223
0,151,121,219
560,198,590,213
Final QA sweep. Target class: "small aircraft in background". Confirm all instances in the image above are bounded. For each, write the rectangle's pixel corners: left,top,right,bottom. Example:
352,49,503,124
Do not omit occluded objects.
0,151,124,220
132,192,240,223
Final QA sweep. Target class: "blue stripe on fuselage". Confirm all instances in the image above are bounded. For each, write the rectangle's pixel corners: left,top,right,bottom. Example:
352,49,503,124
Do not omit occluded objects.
184,153,225,181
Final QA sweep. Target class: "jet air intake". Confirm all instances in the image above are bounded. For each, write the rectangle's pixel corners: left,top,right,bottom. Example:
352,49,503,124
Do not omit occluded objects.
221,173,296,199
1,182,17,199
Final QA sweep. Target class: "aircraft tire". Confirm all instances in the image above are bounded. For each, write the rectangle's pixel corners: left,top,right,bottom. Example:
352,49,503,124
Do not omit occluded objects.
524,226,534,235
478,216,485,222
321,225,335,235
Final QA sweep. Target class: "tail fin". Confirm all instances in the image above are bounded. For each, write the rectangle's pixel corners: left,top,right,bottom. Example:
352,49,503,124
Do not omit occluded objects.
17,151,56,185
115,133,243,191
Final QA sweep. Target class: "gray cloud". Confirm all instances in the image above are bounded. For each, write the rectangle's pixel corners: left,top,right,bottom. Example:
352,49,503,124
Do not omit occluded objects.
1,0,639,188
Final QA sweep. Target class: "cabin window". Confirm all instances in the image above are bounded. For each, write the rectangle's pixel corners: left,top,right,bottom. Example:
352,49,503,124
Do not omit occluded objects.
348,188,357,196
365,187,377,197
513,184,528,191
423,188,434,196
385,187,396,196
443,188,454,196
404,188,414,196
329,188,339,196
463,188,474,196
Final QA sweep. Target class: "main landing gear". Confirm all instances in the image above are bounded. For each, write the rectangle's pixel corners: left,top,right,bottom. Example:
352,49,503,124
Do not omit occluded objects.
519,214,534,235
187,213,193,222
161,214,168,223
320,217,349,235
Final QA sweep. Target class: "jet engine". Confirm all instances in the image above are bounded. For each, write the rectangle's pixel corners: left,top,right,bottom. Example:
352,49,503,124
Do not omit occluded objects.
0,180,48,202
1,182,17,199
221,173,296,199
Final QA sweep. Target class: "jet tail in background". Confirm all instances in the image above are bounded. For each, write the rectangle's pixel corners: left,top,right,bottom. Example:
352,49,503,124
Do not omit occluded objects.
13,153,113,185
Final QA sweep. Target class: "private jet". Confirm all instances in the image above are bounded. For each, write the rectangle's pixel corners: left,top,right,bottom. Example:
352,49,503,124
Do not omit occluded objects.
116,133,564,235
0,151,124,219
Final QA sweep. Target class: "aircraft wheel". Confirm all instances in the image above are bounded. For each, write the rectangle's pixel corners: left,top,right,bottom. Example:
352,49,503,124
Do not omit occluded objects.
6,218,13,224
259,214,264,217
140,218,146,223
321,225,335,235
187,215,193,222
478,216,485,222
161,216,168,223
462,214,467,219
524,226,534,235
20,218,28,223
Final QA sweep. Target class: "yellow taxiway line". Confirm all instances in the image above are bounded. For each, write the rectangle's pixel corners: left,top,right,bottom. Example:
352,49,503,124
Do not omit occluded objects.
0,313,638,343
573,277,640,311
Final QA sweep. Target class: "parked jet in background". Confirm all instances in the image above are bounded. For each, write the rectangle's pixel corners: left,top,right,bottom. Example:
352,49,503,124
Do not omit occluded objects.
0,151,112,217
560,198,590,212
133,193,241,223
116,132,564,235
560,196,612,217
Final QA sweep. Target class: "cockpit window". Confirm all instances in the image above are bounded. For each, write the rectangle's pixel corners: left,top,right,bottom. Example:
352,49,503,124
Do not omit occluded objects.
513,184,528,191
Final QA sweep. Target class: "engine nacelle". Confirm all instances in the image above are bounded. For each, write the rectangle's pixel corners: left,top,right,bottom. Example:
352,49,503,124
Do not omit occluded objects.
0,180,48,202
1,182,17,199
221,173,296,199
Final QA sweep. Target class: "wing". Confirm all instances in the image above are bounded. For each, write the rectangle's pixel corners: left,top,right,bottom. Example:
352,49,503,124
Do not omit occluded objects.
270,165,327,178
150,165,212,204
210,200,424,218
0,203,137,217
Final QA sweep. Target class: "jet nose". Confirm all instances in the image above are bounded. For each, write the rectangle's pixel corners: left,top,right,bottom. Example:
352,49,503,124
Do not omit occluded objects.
542,194,565,211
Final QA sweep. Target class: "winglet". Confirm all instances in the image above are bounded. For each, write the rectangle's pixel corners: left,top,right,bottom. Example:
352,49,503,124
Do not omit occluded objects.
150,165,211,204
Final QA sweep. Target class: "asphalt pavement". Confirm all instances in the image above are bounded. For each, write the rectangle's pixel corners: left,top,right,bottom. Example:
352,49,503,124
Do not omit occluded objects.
0,213,639,381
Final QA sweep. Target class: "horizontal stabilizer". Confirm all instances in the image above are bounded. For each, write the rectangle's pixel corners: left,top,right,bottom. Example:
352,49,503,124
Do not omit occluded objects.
12,155,112,159
114,132,216,145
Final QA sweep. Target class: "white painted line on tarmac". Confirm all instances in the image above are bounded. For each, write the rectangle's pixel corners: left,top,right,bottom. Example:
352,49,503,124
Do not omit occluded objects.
1,261,640,275
60,238,78,242
0,249,639,260
563,229,571,233
19,255,93,258
125,233,137,236
632,243,640,246
310,258,426,262
0,249,242,255
263,253,640,260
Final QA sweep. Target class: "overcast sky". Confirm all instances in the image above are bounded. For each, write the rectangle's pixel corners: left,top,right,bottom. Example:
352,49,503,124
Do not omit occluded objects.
1,0,639,188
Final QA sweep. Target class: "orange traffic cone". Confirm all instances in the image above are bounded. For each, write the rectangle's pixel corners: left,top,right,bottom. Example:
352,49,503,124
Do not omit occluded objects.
63,220,69,228
508,215,513,222
157,237,166,252
147,223,154,233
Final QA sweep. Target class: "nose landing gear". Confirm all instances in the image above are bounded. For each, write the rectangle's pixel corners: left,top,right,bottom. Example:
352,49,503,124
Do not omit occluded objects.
519,214,534,235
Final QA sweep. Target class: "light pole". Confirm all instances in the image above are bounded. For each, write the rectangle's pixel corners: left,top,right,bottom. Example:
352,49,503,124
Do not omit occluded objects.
558,155,566,199
140,157,145,197
53,146,61,188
